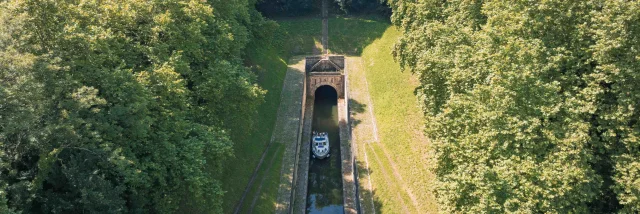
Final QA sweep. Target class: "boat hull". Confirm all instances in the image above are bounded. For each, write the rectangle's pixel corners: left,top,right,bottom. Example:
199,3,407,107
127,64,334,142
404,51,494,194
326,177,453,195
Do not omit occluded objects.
312,150,330,159
312,132,330,159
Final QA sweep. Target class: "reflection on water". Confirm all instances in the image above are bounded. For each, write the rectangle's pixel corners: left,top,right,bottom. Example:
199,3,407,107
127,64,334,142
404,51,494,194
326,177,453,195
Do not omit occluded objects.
307,86,344,214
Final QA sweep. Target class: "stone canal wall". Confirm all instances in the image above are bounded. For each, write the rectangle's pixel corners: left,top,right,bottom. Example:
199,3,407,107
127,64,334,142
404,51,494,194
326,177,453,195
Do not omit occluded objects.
276,55,357,214
340,97,357,214
292,97,356,214
293,98,314,213
274,57,307,214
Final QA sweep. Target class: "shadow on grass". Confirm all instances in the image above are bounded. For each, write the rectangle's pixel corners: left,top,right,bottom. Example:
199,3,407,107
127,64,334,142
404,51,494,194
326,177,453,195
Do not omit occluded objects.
274,18,323,57
275,15,389,57
348,98,385,213
348,98,366,128
219,30,306,213
328,16,389,56
222,13,390,213
354,154,383,214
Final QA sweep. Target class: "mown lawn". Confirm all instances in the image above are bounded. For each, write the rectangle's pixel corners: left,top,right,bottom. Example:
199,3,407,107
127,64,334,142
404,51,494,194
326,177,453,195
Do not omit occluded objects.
327,15,439,212
328,16,388,55
360,26,439,213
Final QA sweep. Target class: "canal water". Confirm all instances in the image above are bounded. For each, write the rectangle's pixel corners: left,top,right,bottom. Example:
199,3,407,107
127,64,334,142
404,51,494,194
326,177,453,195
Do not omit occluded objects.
306,85,344,214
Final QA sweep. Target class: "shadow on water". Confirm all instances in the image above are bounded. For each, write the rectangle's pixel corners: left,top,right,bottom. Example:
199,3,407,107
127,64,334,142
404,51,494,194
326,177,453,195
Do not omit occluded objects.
307,85,344,214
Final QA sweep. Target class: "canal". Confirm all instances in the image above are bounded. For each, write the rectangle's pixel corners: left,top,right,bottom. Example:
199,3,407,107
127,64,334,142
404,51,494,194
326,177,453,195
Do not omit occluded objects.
306,85,344,214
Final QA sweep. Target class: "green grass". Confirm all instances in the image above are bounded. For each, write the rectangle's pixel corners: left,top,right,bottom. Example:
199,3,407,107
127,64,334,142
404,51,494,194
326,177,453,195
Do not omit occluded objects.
219,15,438,214
328,16,389,55
219,18,320,214
250,143,285,213
273,18,322,56
219,36,288,213
236,143,284,214
360,26,438,213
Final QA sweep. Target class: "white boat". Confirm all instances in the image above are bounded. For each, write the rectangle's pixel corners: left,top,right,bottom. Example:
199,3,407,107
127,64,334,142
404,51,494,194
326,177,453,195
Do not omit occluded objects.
311,131,330,159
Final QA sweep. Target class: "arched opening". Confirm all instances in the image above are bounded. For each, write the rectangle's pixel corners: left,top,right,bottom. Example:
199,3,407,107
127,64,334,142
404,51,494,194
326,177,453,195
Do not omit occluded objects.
307,85,343,213
314,85,338,103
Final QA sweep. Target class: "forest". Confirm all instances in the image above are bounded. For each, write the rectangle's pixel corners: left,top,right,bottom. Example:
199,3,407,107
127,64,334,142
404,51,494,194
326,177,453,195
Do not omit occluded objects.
390,0,640,213
1,0,639,213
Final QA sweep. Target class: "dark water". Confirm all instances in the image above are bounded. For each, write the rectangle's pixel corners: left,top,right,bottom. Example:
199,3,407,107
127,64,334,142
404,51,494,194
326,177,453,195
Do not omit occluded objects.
306,86,344,214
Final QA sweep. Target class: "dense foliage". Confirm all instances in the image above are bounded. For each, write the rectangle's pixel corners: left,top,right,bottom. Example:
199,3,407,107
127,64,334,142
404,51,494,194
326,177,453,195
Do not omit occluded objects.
390,0,640,212
256,0,316,17
335,0,390,15
0,0,268,213
256,0,389,17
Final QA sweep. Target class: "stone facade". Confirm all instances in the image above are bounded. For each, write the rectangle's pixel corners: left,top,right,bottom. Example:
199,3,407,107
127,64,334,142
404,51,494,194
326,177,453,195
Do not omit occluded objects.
308,73,345,98
305,56,345,71
307,55,346,98
292,55,355,214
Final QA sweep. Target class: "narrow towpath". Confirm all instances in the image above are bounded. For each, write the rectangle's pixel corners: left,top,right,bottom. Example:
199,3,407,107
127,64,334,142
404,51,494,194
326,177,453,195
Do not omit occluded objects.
273,57,307,214
321,0,328,55
346,57,380,214
312,0,329,55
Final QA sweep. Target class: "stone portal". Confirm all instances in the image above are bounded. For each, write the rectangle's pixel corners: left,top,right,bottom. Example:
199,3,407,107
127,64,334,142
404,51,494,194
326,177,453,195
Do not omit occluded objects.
306,55,345,98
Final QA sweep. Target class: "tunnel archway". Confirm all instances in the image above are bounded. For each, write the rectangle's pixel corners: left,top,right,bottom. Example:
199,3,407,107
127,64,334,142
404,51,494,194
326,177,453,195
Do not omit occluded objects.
307,84,343,213
308,74,345,98
314,85,338,102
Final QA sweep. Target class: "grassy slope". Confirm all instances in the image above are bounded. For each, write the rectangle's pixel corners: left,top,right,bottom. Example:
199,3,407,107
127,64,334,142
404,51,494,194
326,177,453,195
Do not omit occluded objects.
220,36,288,213
220,16,438,214
360,26,438,213
328,16,389,55
220,18,320,213
274,18,322,56
329,15,438,213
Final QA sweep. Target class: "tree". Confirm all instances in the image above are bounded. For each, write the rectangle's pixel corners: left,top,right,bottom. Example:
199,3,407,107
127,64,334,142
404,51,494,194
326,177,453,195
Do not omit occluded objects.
256,0,316,17
0,0,266,213
390,0,640,212
256,0,390,17
589,1,640,212
335,0,390,15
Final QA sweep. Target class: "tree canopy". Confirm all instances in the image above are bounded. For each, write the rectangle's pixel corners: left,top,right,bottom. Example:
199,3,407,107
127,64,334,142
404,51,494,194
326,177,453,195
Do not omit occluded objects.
256,0,389,17
0,0,268,213
390,0,640,212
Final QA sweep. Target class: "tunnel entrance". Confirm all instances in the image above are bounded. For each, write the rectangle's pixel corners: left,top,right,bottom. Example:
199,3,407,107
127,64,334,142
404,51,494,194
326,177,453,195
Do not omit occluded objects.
306,85,344,214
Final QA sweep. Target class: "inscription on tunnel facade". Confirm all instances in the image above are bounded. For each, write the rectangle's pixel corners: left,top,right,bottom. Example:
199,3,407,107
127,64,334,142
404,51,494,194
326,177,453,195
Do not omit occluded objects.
305,55,345,98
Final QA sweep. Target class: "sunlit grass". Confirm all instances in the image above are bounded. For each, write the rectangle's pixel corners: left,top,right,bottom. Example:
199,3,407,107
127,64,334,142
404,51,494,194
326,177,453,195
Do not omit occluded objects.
221,16,438,214
360,26,439,213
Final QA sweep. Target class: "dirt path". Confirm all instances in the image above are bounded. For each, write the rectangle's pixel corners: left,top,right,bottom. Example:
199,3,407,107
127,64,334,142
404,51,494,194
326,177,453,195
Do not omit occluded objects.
312,0,328,55
273,57,307,214
368,144,411,213
322,0,328,55
377,143,421,209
